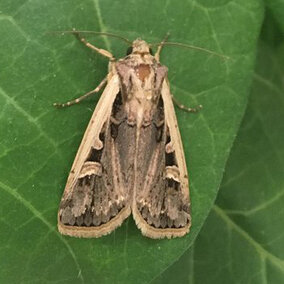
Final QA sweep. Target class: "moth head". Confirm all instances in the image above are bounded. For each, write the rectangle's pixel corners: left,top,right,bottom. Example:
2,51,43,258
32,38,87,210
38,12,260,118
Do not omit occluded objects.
127,39,153,56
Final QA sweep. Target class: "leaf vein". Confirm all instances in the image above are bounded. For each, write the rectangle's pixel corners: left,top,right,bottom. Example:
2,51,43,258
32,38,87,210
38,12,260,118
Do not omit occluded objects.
91,0,112,52
224,188,284,216
214,205,284,272
0,86,63,159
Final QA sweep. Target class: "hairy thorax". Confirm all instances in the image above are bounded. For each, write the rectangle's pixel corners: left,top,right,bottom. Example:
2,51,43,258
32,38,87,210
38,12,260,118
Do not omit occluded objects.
115,54,168,127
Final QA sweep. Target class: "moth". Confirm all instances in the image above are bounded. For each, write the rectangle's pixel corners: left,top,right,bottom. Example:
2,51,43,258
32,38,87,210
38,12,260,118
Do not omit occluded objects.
55,31,222,239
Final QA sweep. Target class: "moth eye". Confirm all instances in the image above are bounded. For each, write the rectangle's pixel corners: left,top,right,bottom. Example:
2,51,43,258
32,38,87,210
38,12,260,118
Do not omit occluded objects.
149,48,153,55
126,46,133,55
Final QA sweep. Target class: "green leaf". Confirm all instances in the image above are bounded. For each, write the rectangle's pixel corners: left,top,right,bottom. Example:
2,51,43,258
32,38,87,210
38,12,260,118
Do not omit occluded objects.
266,0,284,31
152,11,284,284
0,0,263,283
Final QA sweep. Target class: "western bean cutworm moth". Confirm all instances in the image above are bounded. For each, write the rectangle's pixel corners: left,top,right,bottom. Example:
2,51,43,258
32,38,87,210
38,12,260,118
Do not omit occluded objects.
54,30,226,238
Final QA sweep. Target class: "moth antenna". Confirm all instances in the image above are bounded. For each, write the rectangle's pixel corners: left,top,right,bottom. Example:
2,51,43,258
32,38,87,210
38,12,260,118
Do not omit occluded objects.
48,30,132,45
154,32,171,61
151,41,230,60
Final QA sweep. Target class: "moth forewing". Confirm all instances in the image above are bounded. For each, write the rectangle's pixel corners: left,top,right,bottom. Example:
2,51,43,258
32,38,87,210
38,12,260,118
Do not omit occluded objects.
161,79,190,197
132,79,191,239
63,74,119,191
58,73,131,238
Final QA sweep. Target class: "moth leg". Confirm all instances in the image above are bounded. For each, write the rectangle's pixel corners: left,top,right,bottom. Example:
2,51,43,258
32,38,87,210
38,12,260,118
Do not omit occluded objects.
72,29,115,60
53,77,107,108
155,32,170,62
172,95,203,113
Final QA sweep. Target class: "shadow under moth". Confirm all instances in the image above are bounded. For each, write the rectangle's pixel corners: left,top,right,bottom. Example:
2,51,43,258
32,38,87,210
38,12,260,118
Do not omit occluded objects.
55,31,225,239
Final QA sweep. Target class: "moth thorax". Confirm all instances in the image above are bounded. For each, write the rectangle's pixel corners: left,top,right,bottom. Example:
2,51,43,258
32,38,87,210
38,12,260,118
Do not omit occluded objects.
135,64,151,81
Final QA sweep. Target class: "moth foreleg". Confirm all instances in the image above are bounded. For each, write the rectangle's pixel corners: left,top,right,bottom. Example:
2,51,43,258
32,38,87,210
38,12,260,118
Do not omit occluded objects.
155,32,170,62
53,76,107,108
72,29,115,60
172,95,203,113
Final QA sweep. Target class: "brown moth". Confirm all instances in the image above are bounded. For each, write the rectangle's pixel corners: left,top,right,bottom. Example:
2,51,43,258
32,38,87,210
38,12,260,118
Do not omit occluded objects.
55,31,205,239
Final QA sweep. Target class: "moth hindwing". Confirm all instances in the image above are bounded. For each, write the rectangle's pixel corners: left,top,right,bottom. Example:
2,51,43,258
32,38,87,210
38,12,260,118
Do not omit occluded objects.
57,33,193,239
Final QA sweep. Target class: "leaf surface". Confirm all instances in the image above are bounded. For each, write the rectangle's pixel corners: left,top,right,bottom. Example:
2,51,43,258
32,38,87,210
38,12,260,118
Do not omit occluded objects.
0,0,263,283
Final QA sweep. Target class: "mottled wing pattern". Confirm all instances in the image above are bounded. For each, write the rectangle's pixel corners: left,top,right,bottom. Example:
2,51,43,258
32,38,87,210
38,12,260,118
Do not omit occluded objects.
133,79,191,239
58,75,131,238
